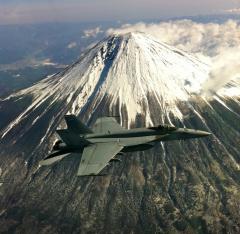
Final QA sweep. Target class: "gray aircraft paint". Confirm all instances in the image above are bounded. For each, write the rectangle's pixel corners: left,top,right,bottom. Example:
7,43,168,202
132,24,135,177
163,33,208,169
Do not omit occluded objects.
40,115,211,176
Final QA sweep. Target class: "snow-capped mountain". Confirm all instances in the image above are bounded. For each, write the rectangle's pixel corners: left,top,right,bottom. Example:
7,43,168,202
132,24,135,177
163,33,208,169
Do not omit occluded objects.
1,32,208,138
0,32,240,233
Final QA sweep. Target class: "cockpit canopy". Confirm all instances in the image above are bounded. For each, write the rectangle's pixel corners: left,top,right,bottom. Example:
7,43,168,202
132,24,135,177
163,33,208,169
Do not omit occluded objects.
148,125,177,131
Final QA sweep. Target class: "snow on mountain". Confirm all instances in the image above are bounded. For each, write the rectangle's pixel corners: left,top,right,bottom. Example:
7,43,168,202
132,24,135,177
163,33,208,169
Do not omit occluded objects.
1,32,209,137
0,32,239,140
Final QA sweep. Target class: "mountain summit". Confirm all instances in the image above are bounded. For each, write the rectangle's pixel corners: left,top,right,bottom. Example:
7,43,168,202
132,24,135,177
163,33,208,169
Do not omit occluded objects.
0,33,240,233
2,32,209,136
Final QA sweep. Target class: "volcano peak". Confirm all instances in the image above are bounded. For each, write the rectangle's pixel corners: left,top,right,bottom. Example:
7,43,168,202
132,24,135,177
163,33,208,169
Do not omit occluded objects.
3,32,210,135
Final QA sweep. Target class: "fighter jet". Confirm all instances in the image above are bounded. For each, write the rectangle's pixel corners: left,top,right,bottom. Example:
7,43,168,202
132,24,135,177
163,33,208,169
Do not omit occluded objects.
40,115,211,176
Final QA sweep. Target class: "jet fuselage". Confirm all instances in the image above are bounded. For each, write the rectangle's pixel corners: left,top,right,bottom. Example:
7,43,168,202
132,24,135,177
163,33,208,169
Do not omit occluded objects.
40,115,211,175
51,126,210,156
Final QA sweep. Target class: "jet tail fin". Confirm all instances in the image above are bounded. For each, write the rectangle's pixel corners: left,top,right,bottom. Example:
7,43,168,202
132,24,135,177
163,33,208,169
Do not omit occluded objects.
64,115,92,134
56,129,89,146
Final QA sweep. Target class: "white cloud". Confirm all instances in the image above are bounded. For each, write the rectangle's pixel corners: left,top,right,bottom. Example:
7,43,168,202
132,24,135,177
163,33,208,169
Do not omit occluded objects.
202,47,240,94
106,20,240,94
67,42,77,49
82,27,103,38
224,8,240,14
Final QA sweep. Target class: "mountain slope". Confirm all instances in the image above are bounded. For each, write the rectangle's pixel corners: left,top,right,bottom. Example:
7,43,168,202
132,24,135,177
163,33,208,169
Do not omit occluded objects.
0,32,240,234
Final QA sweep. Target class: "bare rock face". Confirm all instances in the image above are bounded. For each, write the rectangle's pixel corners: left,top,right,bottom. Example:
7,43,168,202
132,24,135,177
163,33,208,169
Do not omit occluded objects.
0,32,240,234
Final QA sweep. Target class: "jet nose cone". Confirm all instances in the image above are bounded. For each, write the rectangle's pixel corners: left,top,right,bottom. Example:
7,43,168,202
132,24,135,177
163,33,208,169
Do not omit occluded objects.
160,128,211,141
197,130,212,137
177,128,212,139
190,130,212,138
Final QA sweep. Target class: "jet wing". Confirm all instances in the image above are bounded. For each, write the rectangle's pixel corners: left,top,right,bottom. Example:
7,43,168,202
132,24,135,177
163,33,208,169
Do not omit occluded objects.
77,142,123,176
92,117,126,134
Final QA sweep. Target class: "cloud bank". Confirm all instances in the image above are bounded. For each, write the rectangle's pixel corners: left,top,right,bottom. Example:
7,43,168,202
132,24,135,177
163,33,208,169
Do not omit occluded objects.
106,20,240,95
67,42,77,49
82,27,103,38
224,8,240,14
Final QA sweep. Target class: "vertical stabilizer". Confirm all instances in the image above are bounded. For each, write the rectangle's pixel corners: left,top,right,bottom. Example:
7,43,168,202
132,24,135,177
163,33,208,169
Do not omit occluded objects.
64,115,93,134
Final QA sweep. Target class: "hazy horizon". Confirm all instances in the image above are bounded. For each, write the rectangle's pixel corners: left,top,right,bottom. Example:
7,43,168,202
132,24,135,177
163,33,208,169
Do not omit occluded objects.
0,0,240,25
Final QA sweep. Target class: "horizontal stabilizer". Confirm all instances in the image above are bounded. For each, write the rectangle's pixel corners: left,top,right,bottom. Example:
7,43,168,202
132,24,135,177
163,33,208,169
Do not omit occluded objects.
65,115,92,134
56,129,89,146
39,154,69,166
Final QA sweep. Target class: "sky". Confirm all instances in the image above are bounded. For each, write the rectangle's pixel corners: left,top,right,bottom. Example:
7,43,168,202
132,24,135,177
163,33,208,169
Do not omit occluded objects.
0,0,240,24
